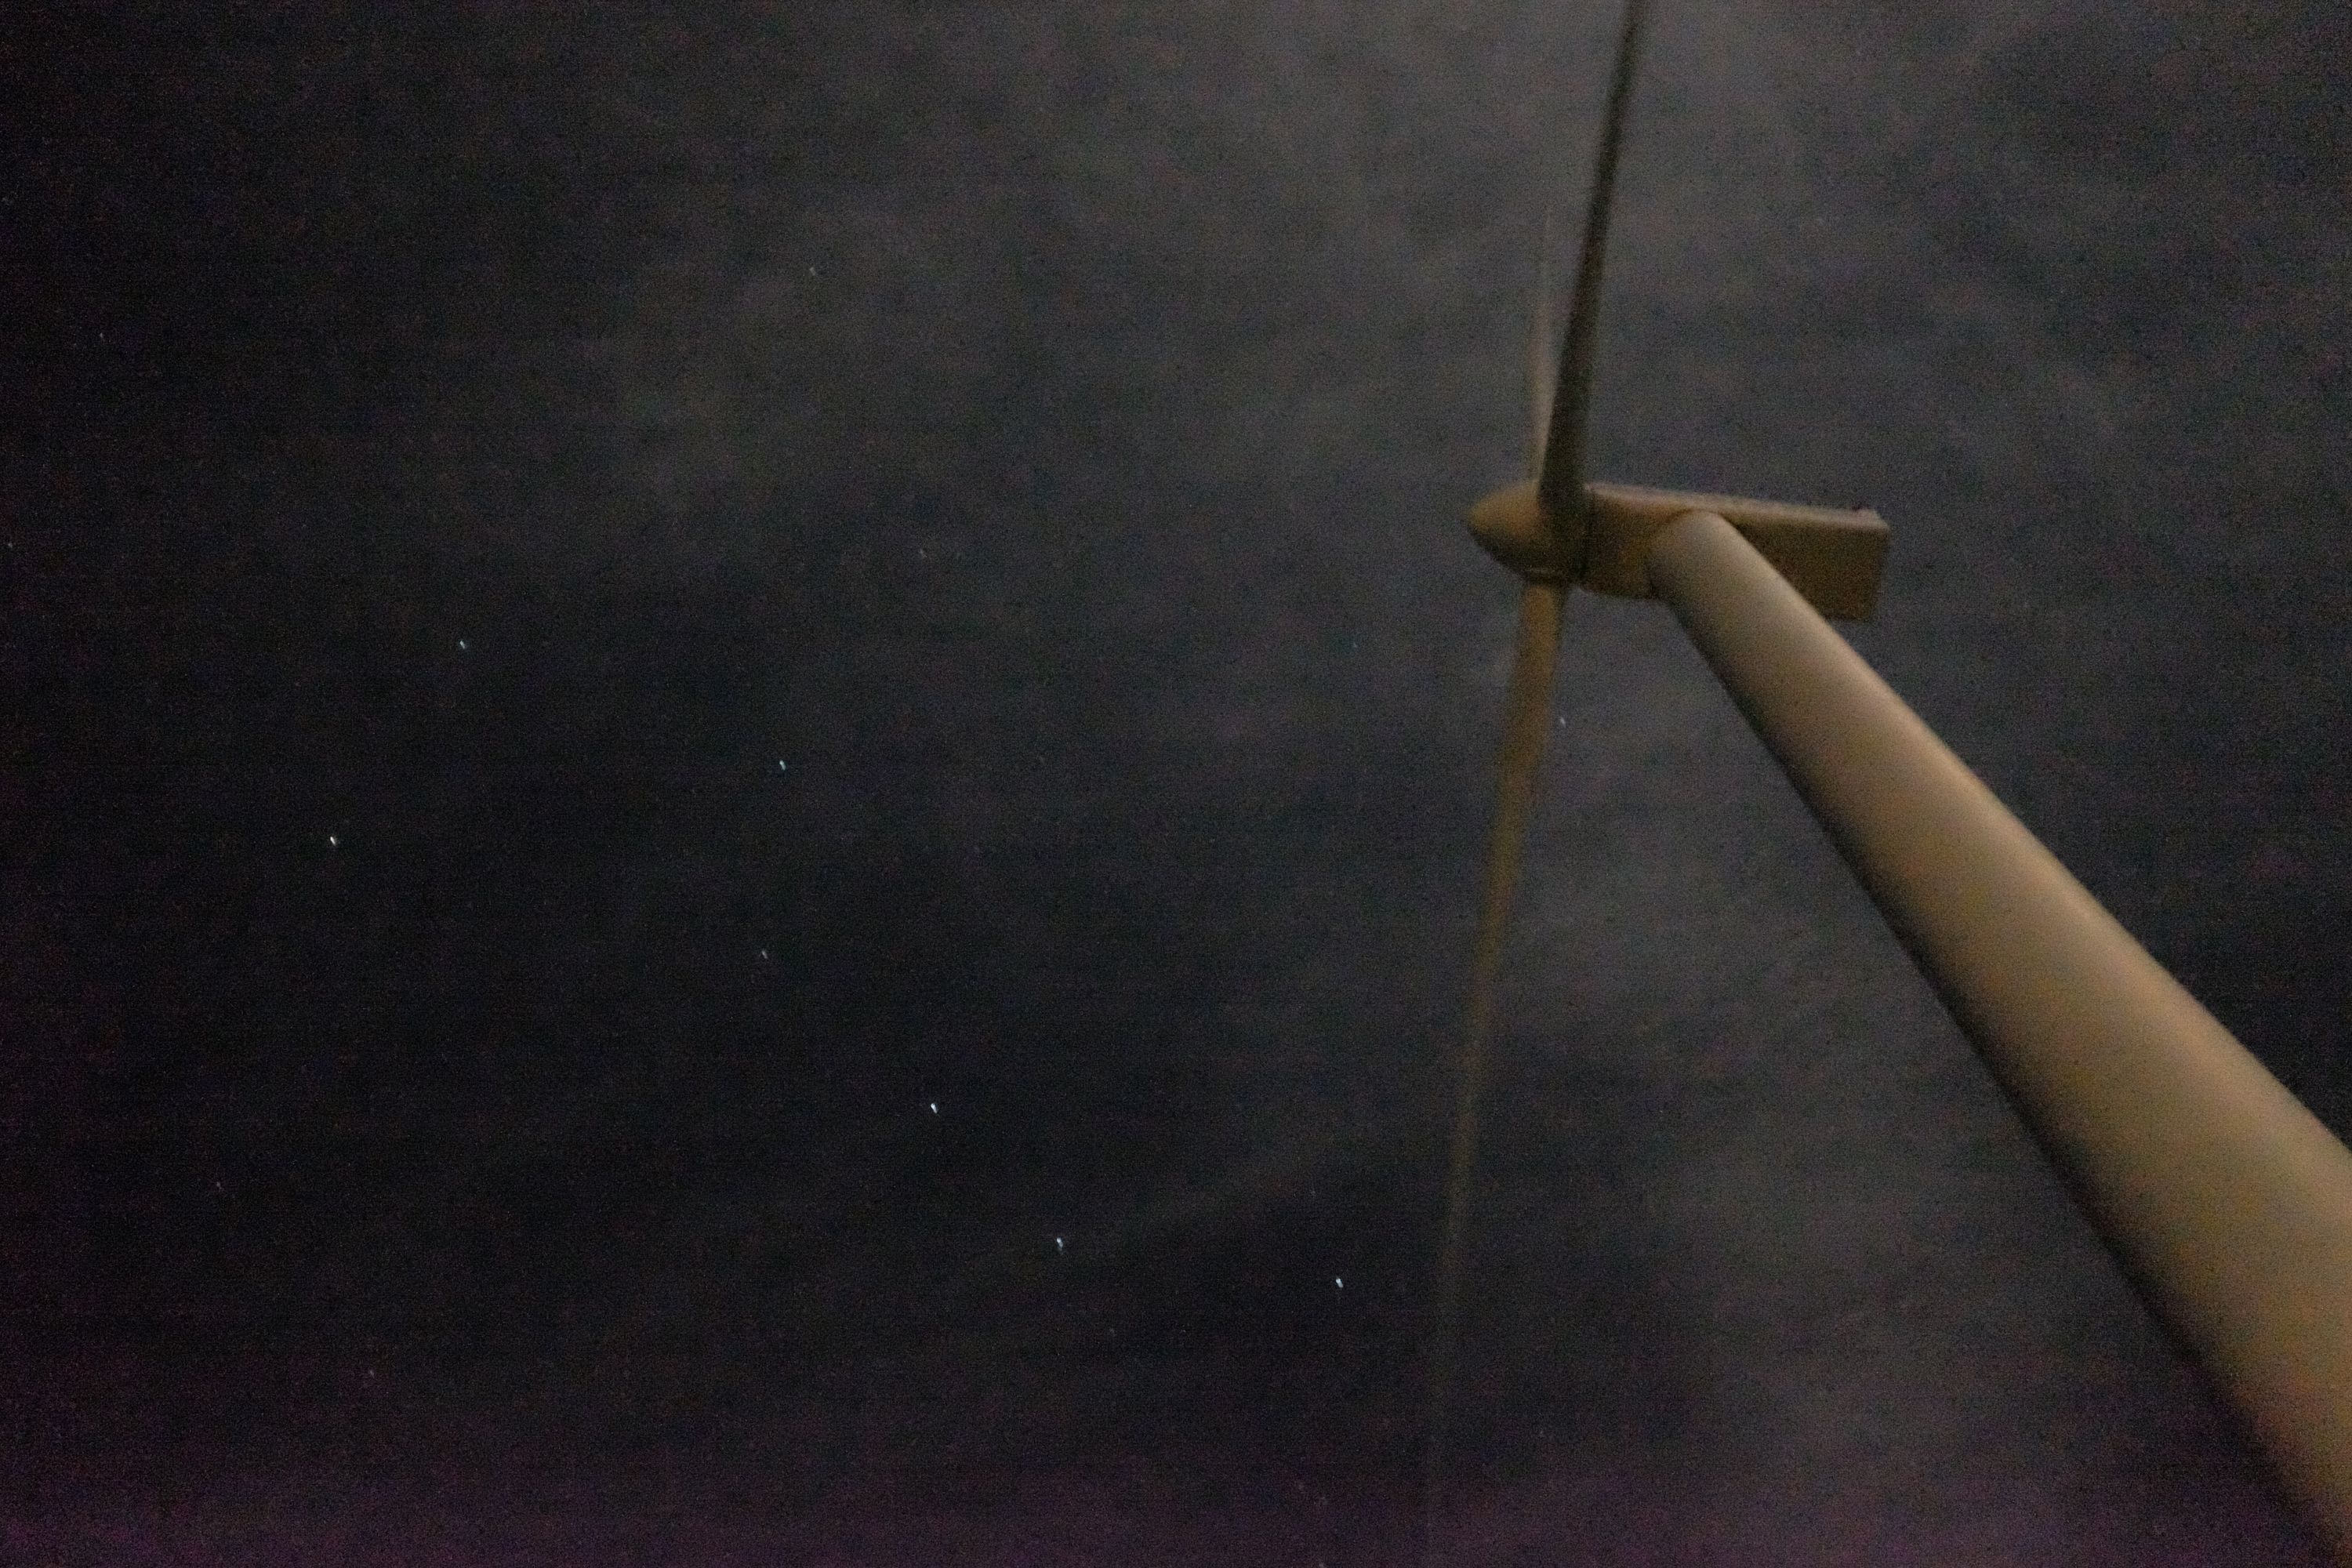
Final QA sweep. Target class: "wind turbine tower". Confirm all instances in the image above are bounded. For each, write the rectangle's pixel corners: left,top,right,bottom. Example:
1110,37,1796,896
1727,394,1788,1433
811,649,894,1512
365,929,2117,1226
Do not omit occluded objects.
1424,2,2352,1559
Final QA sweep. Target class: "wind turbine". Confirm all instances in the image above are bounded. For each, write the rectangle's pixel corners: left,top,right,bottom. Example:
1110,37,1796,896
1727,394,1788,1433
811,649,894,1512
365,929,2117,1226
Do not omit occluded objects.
1423,1,2352,1559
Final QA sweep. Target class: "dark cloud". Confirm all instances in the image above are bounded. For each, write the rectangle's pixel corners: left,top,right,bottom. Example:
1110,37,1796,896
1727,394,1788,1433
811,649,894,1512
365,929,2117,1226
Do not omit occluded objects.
6,1,2346,1560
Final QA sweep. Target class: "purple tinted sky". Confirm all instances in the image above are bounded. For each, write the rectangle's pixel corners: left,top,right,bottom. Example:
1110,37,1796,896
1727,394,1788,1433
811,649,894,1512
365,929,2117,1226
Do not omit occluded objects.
8,1,2349,1562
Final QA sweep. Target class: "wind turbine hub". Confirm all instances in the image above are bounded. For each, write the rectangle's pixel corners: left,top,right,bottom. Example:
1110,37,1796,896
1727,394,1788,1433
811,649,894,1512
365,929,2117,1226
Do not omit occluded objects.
1467,477,1582,584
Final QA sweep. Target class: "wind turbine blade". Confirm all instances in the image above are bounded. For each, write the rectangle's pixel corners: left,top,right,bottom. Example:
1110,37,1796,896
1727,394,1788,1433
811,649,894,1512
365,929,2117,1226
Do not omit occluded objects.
1537,0,1651,525
1424,576,1566,1556
1529,205,1559,480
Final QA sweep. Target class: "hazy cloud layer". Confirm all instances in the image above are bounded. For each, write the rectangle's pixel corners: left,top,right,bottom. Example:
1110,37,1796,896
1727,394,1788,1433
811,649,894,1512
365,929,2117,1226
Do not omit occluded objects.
9,2,2346,1561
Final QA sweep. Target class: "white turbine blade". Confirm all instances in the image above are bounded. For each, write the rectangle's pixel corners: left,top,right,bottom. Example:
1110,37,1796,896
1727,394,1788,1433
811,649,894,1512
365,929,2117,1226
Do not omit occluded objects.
1530,205,1559,481
1424,576,1566,1555
1537,0,1651,521
1432,9,1653,1553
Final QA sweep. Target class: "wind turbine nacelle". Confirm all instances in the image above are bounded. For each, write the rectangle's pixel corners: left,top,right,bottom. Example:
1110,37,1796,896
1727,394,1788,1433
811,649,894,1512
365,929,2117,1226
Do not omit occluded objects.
1468,478,1890,622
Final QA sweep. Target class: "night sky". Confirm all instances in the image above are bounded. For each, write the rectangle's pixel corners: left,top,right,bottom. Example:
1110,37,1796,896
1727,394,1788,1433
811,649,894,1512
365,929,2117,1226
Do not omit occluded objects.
9,2,2350,1563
